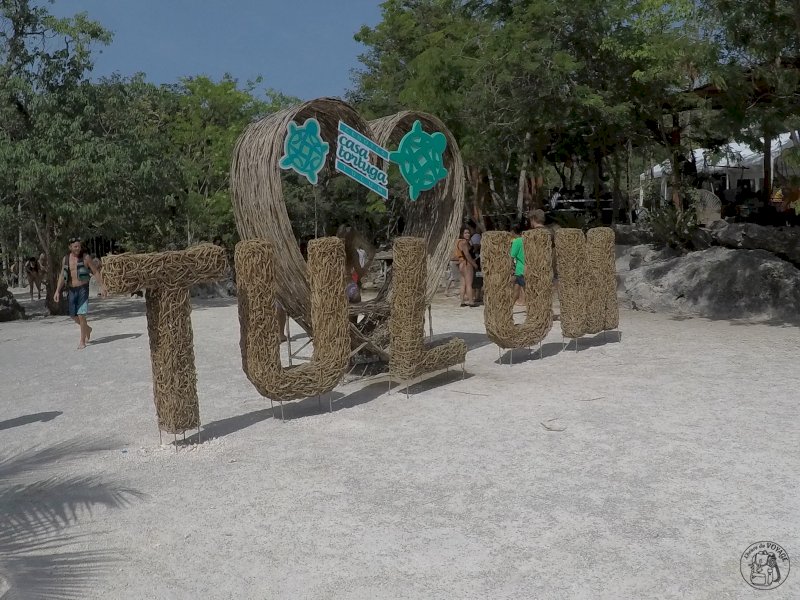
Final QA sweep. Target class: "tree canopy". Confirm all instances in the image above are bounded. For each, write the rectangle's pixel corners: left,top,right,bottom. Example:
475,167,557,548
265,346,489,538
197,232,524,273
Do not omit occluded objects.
351,0,800,218
2,0,800,313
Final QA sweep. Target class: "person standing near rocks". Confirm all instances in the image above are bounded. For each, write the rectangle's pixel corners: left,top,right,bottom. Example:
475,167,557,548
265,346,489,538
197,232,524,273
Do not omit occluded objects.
54,237,107,349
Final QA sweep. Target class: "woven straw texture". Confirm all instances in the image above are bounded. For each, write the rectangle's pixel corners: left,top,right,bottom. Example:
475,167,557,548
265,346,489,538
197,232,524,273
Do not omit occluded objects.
230,99,464,360
482,230,553,349
145,288,198,433
586,227,619,331
103,244,227,294
555,228,588,339
231,98,368,334
389,237,466,381
369,111,465,304
102,244,227,434
236,237,350,402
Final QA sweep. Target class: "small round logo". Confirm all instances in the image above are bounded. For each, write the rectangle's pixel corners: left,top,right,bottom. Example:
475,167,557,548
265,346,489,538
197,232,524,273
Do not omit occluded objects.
741,541,790,590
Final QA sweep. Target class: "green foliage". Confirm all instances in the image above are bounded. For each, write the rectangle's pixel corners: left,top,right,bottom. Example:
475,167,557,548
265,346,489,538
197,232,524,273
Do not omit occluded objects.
0,1,298,313
351,0,727,215
3,0,800,316
550,211,601,231
642,203,699,250
167,75,295,249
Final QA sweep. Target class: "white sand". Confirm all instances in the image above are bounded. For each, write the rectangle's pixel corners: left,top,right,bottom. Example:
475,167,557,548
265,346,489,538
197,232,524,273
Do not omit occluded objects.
1,293,799,599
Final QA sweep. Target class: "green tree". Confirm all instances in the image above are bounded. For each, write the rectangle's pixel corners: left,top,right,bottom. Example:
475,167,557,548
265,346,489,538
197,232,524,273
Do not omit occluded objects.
704,0,800,203
0,0,112,312
351,0,723,220
9,76,187,310
169,76,296,247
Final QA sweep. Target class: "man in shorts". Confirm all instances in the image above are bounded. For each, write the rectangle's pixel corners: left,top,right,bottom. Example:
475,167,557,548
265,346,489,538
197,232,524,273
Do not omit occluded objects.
54,237,107,349
509,222,526,305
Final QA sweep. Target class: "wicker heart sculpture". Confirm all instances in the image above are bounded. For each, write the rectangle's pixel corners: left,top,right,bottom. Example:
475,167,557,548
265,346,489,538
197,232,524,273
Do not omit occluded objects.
230,98,465,361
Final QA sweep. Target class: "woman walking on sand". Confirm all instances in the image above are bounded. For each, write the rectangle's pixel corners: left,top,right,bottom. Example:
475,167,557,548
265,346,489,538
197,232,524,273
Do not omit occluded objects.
452,227,478,307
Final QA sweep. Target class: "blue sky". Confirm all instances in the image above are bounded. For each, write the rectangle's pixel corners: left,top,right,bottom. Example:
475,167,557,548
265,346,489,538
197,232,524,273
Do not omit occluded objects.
49,0,384,99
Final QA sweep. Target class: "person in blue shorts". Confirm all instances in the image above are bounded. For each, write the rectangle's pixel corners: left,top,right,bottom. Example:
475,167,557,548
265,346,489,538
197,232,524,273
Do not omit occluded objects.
54,237,107,349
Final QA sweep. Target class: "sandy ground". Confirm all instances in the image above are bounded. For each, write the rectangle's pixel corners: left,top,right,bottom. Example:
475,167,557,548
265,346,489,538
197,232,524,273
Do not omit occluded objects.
1,287,799,599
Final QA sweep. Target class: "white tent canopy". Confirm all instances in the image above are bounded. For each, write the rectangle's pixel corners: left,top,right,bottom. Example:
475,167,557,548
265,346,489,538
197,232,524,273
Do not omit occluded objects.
640,132,799,203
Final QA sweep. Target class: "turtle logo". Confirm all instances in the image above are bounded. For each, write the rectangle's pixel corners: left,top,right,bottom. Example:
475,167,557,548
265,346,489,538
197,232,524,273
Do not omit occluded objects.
279,117,329,184
740,541,790,590
389,120,448,201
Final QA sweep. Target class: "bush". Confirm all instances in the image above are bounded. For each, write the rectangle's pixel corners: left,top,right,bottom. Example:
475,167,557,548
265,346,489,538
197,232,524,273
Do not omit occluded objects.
642,204,699,251
551,211,601,231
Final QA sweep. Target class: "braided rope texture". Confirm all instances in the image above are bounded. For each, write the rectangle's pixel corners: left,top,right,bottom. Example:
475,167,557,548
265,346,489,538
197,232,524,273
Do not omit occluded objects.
103,244,227,293
482,230,554,349
103,243,227,434
586,227,620,331
236,237,350,402
389,237,466,381
231,98,464,359
556,228,619,339
555,228,588,339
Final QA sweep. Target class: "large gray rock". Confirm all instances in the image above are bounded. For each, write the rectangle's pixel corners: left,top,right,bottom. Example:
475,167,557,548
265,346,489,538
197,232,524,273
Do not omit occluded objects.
709,221,800,266
627,244,681,270
620,247,800,323
612,224,654,246
190,278,236,299
0,282,25,322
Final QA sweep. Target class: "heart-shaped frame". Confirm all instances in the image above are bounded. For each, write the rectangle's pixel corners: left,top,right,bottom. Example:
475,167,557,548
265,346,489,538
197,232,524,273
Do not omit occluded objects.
231,98,464,357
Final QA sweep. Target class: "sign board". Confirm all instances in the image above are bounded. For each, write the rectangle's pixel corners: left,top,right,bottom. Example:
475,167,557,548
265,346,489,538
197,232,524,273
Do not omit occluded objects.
335,121,390,199
278,118,329,185
389,120,448,201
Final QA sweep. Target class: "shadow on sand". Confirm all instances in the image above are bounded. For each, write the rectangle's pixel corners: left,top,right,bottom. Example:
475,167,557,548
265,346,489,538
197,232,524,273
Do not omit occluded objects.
181,367,473,443
84,296,238,322
0,411,62,432
0,439,145,599
430,331,492,352
495,331,622,365
669,313,800,328
181,381,390,439
88,333,142,346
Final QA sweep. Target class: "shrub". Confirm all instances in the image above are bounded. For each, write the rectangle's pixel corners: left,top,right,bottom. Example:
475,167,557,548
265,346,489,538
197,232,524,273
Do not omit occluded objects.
642,204,699,251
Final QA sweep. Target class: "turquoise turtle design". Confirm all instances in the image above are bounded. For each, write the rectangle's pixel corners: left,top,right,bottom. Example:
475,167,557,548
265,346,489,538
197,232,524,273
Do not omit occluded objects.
389,120,448,201
279,117,329,184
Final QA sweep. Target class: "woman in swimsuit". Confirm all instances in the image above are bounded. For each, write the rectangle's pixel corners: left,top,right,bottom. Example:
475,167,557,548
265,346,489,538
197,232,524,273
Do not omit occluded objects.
24,256,42,301
454,227,478,307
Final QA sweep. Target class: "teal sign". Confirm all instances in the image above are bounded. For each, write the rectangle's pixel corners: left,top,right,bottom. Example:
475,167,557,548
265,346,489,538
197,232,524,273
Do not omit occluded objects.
282,117,449,202
279,118,329,185
390,120,448,201
335,121,389,199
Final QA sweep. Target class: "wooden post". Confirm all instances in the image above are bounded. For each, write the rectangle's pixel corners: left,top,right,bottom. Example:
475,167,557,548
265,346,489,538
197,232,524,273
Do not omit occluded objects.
763,129,772,209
